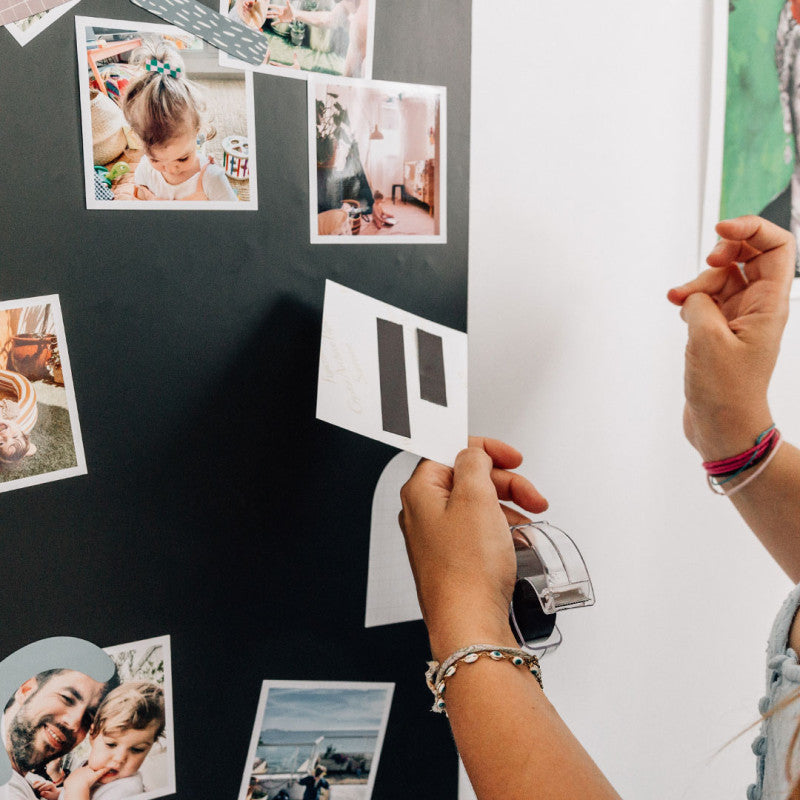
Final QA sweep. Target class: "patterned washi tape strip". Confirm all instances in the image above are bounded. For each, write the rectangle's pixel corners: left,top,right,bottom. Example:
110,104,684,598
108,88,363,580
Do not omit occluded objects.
0,0,73,26
127,0,269,65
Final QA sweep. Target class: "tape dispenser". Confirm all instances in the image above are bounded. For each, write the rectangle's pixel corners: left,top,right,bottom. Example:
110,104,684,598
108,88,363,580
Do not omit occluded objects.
509,522,595,656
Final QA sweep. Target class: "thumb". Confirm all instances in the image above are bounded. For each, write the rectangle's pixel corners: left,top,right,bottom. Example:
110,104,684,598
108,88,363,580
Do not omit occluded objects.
449,447,499,505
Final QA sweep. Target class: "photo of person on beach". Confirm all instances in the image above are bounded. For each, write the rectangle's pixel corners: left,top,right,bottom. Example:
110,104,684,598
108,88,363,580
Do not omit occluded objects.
76,17,257,211
0,296,86,494
1,636,175,800
219,0,375,80
239,681,393,800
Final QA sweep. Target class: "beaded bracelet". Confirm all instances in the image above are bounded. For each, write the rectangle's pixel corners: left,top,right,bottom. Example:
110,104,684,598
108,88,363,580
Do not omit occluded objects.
425,644,542,714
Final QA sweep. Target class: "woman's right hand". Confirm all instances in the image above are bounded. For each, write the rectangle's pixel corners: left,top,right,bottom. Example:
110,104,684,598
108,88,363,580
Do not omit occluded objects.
398,437,548,661
667,216,794,461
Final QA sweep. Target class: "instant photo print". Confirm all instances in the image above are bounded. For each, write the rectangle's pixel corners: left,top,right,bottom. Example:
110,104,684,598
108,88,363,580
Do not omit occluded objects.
0,295,86,494
0,635,174,800
238,680,393,800
219,0,376,81
310,76,446,243
76,16,257,210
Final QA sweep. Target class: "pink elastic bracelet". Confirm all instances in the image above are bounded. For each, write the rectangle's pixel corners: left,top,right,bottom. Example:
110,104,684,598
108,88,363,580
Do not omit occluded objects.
702,425,778,478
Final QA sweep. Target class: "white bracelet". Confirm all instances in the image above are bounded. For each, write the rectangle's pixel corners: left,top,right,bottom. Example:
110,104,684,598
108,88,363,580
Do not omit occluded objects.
425,644,542,714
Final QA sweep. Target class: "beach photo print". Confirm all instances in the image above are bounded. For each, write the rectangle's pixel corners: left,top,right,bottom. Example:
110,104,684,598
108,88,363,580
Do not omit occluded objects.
76,16,257,211
219,0,376,81
238,680,393,800
310,76,446,243
0,634,175,800
0,295,86,494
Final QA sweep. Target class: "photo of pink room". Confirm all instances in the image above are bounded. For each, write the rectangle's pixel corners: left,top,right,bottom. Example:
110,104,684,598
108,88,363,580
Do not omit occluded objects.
310,77,446,243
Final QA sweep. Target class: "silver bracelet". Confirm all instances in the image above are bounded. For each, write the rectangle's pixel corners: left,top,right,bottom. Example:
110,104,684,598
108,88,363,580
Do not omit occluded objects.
425,644,542,714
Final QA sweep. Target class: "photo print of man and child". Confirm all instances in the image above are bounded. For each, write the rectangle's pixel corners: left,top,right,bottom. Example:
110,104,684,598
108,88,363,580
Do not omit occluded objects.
239,681,393,800
1,635,175,800
77,18,257,210
221,0,375,80
0,298,85,494
311,78,445,243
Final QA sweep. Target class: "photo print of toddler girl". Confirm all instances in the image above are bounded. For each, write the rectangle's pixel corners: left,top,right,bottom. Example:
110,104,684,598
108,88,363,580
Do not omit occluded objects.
76,17,257,211
0,295,86,494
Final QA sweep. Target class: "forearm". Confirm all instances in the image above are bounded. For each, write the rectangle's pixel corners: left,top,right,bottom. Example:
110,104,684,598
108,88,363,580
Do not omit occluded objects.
726,442,800,581
444,658,622,800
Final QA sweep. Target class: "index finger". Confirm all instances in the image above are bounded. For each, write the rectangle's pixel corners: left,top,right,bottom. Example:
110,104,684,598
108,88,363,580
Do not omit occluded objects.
713,216,795,286
467,435,523,469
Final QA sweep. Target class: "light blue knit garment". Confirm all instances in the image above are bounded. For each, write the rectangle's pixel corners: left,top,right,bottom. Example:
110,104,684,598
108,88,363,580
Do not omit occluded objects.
748,584,800,800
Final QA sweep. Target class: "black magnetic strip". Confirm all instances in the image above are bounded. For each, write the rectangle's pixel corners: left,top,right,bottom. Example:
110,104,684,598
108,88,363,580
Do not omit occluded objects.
376,318,411,438
416,328,448,406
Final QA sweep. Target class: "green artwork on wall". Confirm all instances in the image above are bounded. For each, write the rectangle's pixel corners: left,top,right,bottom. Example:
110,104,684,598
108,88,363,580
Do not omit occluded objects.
721,0,791,220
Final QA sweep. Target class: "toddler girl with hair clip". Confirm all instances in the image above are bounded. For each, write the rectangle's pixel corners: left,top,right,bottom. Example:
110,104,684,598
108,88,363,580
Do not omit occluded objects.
121,39,237,202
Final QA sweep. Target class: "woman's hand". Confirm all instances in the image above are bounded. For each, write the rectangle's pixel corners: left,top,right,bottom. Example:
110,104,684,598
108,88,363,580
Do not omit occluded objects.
667,216,794,460
399,437,548,661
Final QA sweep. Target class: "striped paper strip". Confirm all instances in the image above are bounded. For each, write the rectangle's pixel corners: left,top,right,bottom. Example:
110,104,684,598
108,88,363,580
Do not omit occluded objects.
127,0,269,65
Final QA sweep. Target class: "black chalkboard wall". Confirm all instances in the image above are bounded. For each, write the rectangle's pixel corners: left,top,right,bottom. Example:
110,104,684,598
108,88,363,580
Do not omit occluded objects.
0,0,470,797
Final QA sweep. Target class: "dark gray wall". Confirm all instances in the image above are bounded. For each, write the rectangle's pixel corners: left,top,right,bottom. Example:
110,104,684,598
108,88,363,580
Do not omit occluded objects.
0,0,470,796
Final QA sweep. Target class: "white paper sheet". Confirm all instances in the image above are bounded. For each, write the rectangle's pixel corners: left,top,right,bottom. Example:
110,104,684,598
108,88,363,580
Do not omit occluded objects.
317,280,468,466
364,450,421,628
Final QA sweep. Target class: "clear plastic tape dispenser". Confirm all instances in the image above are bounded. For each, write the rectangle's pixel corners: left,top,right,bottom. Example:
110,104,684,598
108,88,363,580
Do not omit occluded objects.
509,522,595,656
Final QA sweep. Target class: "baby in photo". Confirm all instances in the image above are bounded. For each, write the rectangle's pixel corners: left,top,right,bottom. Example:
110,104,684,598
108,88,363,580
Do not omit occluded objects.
121,40,237,202
29,682,165,800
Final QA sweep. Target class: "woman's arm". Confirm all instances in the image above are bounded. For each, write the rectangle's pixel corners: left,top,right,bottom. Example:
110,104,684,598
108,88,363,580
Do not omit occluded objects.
668,216,800,579
399,438,622,800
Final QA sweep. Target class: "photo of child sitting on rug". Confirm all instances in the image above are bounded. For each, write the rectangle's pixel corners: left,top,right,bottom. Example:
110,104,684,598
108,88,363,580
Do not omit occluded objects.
77,17,257,211
0,296,86,493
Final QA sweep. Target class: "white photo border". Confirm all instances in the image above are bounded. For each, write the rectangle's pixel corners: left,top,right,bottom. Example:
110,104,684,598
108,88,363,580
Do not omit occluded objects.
238,679,395,800
101,634,177,800
216,0,376,82
307,75,447,245
0,294,87,495
75,15,258,212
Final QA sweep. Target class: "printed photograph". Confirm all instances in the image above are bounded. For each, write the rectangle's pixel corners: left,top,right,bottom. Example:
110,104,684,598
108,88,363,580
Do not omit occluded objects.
238,680,394,800
0,295,86,494
75,16,257,211
309,77,446,243
0,634,175,800
4,0,80,47
219,0,375,81
705,0,800,293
